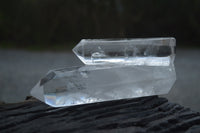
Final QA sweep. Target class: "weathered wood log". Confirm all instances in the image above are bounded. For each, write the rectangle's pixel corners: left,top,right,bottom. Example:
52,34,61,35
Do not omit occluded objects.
1,96,200,133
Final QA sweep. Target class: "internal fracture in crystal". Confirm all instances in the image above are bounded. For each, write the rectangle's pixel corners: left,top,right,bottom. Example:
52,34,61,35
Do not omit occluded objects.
31,38,176,107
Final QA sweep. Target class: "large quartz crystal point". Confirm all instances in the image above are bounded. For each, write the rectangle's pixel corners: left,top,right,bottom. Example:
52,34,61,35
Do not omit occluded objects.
31,38,176,107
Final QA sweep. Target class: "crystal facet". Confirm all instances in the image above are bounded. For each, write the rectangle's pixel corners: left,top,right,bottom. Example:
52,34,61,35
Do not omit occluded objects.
31,38,176,107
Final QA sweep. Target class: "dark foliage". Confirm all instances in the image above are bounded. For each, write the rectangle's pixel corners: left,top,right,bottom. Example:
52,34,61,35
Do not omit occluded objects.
0,0,200,48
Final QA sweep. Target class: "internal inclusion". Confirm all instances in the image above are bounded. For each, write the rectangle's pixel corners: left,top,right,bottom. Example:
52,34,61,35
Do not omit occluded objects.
31,38,176,107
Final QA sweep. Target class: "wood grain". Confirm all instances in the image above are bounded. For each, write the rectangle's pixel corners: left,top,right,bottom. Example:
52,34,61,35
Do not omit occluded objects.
1,96,200,133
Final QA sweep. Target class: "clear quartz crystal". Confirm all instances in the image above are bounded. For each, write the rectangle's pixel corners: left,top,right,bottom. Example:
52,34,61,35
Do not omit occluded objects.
73,38,175,66
31,38,176,107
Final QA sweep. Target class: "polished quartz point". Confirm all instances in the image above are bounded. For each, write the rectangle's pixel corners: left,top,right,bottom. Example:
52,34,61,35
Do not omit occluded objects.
31,38,176,107
31,64,176,107
73,38,175,66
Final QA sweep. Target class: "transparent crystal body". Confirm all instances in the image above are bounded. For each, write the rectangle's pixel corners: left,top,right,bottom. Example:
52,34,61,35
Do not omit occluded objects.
73,38,175,66
31,38,176,107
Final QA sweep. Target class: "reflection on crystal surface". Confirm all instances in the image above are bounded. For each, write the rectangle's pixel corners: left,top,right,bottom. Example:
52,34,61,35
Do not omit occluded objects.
73,38,175,66
31,38,176,107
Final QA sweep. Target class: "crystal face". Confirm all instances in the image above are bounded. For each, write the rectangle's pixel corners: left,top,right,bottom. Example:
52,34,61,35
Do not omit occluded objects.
31,38,176,107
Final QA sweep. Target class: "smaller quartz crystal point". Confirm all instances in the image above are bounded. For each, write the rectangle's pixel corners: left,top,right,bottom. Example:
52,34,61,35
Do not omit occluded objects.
31,38,176,107
73,38,175,66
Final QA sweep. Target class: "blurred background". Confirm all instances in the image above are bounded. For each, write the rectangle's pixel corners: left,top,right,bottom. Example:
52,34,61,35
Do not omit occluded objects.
0,0,200,111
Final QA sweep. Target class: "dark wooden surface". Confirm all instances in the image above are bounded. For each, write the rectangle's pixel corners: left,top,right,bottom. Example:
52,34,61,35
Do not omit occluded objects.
1,96,200,133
